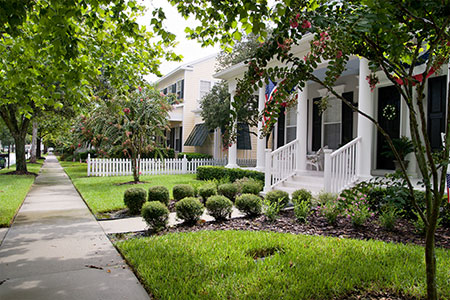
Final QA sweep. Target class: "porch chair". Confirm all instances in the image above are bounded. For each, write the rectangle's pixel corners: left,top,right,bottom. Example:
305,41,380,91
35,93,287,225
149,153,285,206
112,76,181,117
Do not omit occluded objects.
306,146,328,171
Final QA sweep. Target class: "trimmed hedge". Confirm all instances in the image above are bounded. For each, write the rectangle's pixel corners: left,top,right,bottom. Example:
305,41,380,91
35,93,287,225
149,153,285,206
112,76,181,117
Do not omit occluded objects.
178,152,213,161
197,166,264,182
173,184,195,201
205,195,233,221
175,197,205,224
235,194,262,217
218,183,238,202
292,189,312,204
148,186,170,206
124,187,147,215
141,201,169,232
198,183,217,202
265,190,290,209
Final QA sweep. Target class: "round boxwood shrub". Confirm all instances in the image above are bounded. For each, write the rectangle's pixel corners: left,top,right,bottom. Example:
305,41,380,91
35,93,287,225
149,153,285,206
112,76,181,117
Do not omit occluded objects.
198,183,217,202
218,183,238,202
175,197,204,224
265,190,290,209
148,186,170,206
124,187,147,215
173,184,195,201
236,178,263,195
291,189,312,204
235,194,262,217
141,201,169,232
205,195,233,221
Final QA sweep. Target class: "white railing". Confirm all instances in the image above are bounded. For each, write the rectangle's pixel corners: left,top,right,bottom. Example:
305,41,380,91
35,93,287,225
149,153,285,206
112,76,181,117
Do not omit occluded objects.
324,137,361,193
87,154,226,177
237,158,257,167
264,139,299,191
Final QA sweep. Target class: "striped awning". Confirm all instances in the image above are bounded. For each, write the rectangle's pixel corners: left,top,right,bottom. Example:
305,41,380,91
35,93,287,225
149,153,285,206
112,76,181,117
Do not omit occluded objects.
184,123,210,146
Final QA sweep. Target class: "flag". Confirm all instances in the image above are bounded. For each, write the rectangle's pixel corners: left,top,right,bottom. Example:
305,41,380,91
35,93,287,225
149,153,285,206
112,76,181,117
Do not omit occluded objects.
447,173,450,203
265,79,277,103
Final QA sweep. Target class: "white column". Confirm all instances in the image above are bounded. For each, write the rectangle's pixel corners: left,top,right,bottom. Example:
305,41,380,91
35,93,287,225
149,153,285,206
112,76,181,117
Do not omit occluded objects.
296,85,308,172
226,81,239,168
255,86,266,171
357,58,374,179
213,128,220,159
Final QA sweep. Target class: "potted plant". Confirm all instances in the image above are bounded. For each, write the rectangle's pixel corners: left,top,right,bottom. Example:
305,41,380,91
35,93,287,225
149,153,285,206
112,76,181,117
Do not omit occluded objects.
381,136,414,170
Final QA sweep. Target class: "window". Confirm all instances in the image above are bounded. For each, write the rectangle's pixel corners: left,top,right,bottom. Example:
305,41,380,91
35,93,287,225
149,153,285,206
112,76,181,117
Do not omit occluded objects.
285,105,297,144
170,83,176,94
162,88,168,95
176,79,184,99
322,98,341,149
199,80,211,100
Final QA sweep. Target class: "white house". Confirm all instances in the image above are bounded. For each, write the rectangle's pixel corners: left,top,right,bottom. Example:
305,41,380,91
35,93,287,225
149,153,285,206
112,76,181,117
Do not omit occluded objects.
215,34,449,194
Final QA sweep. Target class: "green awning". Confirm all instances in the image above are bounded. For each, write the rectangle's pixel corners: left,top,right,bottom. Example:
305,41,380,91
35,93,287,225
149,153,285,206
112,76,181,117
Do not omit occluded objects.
184,123,210,146
237,123,252,150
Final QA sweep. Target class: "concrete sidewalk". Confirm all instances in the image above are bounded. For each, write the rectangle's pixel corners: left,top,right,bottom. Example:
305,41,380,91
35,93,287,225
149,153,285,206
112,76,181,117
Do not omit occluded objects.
0,155,150,300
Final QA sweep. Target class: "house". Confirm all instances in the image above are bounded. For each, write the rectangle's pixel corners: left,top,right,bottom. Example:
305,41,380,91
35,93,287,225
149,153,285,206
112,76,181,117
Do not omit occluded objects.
214,34,449,194
156,54,258,165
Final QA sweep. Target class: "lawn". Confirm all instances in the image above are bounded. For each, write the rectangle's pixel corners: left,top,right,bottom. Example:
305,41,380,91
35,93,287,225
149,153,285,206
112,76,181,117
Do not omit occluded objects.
116,230,450,299
0,160,44,227
60,161,206,217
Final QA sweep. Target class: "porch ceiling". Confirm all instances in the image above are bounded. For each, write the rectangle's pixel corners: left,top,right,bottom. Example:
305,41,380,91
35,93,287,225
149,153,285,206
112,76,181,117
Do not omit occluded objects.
311,58,360,82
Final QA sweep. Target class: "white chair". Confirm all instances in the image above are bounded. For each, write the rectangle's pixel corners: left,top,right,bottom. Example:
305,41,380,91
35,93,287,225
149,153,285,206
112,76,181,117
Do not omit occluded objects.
306,146,327,171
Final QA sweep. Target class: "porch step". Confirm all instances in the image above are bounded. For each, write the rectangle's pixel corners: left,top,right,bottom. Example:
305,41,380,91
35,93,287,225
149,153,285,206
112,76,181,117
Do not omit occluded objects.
273,173,325,196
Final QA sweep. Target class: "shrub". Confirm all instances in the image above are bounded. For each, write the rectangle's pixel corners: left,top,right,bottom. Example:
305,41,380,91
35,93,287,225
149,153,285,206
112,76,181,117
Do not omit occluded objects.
175,197,204,224
265,190,290,209
197,166,264,182
124,187,147,215
218,183,238,202
178,152,213,161
148,186,170,206
198,183,217,202
292,189,312,204
235,177,263,195
141,201,169,232
316,192,337,205
173,184,195,201
205,195,233,220
263,198,281,222
319,198,340,225
440,200,450,228
378,205,401,231
235,194,262,217
342,192,373,227
294,200,311,223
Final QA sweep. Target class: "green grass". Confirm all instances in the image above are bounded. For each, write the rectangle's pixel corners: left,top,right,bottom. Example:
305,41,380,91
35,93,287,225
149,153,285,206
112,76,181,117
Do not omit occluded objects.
116,230,450,299
0,160,44,227
60,161,206,217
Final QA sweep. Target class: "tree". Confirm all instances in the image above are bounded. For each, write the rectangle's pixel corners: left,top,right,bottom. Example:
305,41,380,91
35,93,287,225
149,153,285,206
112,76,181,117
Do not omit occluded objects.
171,1,449,299
200,81,231,131
0,0,180,173
74,85,171,182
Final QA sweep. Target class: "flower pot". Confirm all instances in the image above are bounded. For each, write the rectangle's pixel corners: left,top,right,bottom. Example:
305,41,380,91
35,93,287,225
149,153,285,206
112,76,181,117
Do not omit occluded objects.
393,160,409,171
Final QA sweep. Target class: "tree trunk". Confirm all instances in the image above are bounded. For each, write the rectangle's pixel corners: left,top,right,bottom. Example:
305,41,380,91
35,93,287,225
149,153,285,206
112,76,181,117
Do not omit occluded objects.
425,221,438,300
30,121,38,163
13,133,27,173
36,137,41,158
131,154,139,182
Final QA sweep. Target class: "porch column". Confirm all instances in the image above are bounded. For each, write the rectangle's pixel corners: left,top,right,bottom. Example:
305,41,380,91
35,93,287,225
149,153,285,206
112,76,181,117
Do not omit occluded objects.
296,85,308,171
357,58,374,179
226,81,239,168
255,86,266,171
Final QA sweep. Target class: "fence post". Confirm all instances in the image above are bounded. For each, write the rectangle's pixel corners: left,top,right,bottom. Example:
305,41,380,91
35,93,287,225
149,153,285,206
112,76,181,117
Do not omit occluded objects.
182,155,187,174
87,154,91,177
264,149,272,193
323,149,333,193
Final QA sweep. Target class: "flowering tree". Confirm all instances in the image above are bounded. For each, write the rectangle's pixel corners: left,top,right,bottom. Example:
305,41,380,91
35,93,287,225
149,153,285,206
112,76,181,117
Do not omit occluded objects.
171,0,450,299
75,86,170,182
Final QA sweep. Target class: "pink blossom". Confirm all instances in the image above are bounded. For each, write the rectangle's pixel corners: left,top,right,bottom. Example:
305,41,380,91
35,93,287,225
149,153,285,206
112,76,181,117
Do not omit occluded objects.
290,20,299,28
336,50,343,59
123,108,130,114
301,20,311,29
78,143,81,147
138,86,142,92
160,92,165,96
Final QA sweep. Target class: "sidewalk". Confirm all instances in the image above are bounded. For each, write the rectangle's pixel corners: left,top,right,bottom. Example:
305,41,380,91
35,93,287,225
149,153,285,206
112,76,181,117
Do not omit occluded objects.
0,155,150,300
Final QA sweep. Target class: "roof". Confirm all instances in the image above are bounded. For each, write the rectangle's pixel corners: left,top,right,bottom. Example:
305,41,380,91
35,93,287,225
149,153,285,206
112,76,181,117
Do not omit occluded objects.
184,123,211,147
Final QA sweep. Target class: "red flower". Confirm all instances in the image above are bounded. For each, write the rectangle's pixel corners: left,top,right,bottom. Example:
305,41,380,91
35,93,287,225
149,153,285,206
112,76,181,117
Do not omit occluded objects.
78,143,81,148
123,108,130,114
138,86,142,92
290,20,298,28
301,20,311,29
336,50,343,59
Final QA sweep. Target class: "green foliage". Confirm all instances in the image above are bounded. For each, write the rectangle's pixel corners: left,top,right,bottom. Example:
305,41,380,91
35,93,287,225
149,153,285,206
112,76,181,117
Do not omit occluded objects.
294,200,311,223
265,190,290,209
263,198,281,222
173,184,195,201
141,201,169,232
319,198,341,225
341,192,373,227
292,189,312,205
175,197,204,224
378,205,401,232
235,177,263,195
198,183,217,202
381,136,414,161
197,166,264,182
148,186,170,206
218,183,238,202
123,187,147,215
141,148,175,159
316,192,338,206
205,195,233,221
235,194,262,217
440,201,450,229
199,82,232,134
178,152,213,161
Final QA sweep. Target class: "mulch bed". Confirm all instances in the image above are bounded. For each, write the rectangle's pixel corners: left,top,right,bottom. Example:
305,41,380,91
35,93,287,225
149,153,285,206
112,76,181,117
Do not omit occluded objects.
112,208,450,249
113,181,150,186
0,171,38,176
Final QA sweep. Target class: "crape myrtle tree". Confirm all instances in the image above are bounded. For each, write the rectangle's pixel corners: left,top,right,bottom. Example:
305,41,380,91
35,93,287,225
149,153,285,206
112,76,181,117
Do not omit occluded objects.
73,86,171,182
171,0,450,299
0,0,180,174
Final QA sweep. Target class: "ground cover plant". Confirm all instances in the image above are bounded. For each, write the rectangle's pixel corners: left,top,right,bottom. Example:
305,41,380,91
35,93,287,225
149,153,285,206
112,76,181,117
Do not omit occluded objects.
0,160,44,226
115,230,450,299
60,161,203,218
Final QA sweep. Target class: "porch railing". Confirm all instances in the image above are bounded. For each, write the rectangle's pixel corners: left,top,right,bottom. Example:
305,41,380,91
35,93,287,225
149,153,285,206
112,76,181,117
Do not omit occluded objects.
324,137,361,193
264,139,299,191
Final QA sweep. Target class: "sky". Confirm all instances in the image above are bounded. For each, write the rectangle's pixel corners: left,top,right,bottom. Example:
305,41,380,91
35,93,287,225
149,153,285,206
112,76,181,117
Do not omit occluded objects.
139,1,221,83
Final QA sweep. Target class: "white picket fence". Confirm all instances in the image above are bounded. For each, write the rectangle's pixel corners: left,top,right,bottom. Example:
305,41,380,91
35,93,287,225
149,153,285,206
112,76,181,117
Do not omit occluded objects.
86,154,226,177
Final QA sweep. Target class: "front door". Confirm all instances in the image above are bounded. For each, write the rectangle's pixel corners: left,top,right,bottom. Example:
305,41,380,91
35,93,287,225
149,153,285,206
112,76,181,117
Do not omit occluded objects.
376,85,401,170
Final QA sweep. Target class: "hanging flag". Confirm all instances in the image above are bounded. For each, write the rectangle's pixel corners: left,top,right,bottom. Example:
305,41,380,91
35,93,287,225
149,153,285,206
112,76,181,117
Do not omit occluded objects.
447,173,450,203
265,79,278,103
